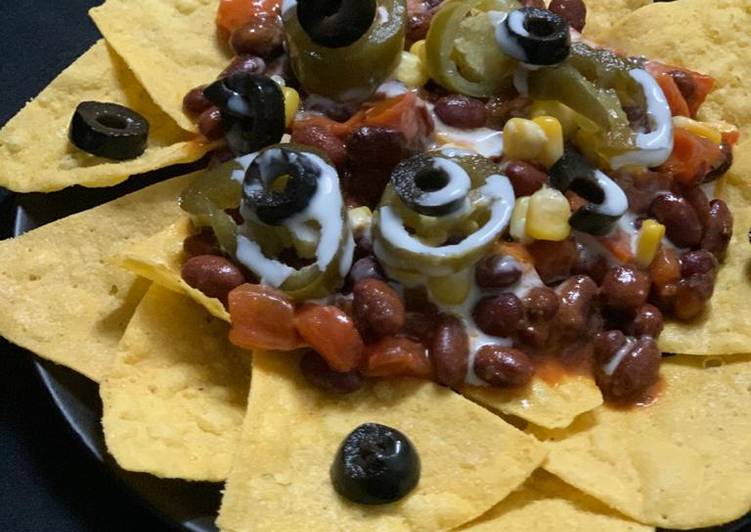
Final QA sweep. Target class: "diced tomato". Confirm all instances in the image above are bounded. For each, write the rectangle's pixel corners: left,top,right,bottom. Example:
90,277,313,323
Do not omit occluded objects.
722,129,741,146
355,93,434,149
294,304,363,372
658,128,726,186
228,284,304,351
565,191,588,213
599,230,633,263
652,72,691,117
216,0,280,35
362,337,433,379
494,242,533,264
646,62,714,118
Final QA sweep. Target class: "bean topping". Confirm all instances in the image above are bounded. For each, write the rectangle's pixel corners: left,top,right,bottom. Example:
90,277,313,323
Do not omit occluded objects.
527,238,578,285
680,250,718,278
348,256,386,286
230,15,284,59
704,142,733,183
472,293,524,337
220,55,266,78
183,230,221,257
181,255,246,304
674,272,714,321
516,321,551,348
555,275,598,337
197,106,224,141
548,0,587,32
291,121,348,167
347,126,407,168
475,254,522,289
596,336,660,402
701,199,733,261
474,346,534,387
485,97,532,130
505,161,548,197
600,265,650,311
353,279,406,338
300,350,364,394
430,314,469,388
434,95,488,129
183,86,212,115
362,337,433,378
630,304,664,338
594,330,626,364
680,185,710,228
649,193,702,248
523,286,560,322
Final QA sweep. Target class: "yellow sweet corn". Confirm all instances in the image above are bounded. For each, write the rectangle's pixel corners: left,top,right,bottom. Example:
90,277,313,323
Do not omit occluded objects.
503,118,548,162
409,40,427,63
395,51,429,89
526,187,571,241
428,269,473,306
672,116,722,144
282,86,300,128
635,219,666,267
509,196,531,242
530,100,579,138
532,115,564,167
347,206,373,235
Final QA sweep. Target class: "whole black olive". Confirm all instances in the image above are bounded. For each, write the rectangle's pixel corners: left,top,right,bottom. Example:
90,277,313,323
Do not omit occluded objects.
391,154,471,216
243,145,326,225
69,101,149,160
203,73,285,155
330,423,420,505
495,8,571,66
297,0,377,48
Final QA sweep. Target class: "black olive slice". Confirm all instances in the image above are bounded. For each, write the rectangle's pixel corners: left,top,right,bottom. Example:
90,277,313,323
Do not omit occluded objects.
297,0,377,48
391,154,471,217
69,101,149,160
243,145,324,225
496,8,571,66
549,146,602,202
204,73,285,155
330,423,420,505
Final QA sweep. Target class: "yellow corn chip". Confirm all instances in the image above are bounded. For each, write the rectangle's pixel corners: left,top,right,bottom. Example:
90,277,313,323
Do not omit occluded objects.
533,355,751,529
101,285,249,481
0,40,208,193
0,174,191,382
463,374,603,429
90,0,231,132
460,470,652,531
582,0,651,43
217,351,547,532
114,215,230,322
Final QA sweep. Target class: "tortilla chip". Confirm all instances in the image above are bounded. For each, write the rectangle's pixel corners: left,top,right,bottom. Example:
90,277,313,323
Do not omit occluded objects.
460,470,652,531
101,285,249,481
0,40,208,193
532,355,751,529
463,374,603,429
114,215,230,321
217,351,547,532
90,0,231,132
581,0,651,43
0,174,192,382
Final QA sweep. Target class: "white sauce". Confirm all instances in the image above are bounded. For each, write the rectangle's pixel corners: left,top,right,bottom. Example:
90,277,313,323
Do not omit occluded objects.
376,80,409,99
417,158,472,210
281,0,297,16
495,11,528,63
428,103,504,159
236,236,296,286
513,66,529,96
604,337,636,376
592,170,629,216
610,69,674,169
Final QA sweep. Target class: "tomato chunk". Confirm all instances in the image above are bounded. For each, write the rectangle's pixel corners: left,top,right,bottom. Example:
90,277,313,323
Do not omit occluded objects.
658,128,725,186
217,0,280,35
647,62,714,118
356,93,433,149
362,337,433,379
294,304,363,372
228,284,303,351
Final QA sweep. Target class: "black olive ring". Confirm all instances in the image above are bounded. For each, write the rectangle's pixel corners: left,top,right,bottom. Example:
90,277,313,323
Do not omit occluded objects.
496,7,571,66
243,146,322,225
391,154,471,217
69,101,149,160
297,0,377,48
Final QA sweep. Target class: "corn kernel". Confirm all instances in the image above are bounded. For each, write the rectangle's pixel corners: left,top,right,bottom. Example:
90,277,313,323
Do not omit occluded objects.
532,115,564,167
428,269,472,306
635,219,666,267
530,100,579,137
503,118,547,162
395,51,429,89
509,196,531,242
672,116,722,144
347,206,372,235
526,187,571,241
282,86,300,128
409,40,427,62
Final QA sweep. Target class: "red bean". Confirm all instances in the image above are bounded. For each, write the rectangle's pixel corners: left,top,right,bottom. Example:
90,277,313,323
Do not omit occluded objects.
516,321,551,348
353,279,406,338
475,254,522,289
520,0,545,7
594,330,626,365
614,170,672,214
291,122,348,167
472,294,524,337
548,0,587,32
527,238,578,285
230,15,284,59
434,95,488,129
183,230,221,257
299,350,364,394
348,256,386,286
505,161,548,197
600,265,651,311
650,193,703,248
596,337,661,402
701,199,733,261
347,126,407,168
680,185,710,228
523,286,559,322
220,55,266,78
485,97,532,130
182,86,211,115
430,314,469,388
474,346,534,387
630,304,664,338
680,250,718,278
197,107,224,141
181,255,246,303
402,311,438,344
674,273,714,321
555,275,598,337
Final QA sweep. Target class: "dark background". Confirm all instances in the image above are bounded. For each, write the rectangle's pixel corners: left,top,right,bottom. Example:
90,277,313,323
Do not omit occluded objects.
0,1,170,530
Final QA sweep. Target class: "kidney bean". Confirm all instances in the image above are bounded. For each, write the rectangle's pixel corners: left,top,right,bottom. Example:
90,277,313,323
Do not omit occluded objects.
299,350,364,394
680,249,718,278
197,107,224,141
183,85,211,115
406,0,442,44
573,244,609,285
649,193,702,248
183,230,221,257
347,126,407,168
230,15,284,59
516,321,551,348
600,265,651,311
475,254,522,289
474,346,534,387
485,97,532,130
594,330,626,364
434,95,488,129
674,272,714,321
430,314,469,388
523,286,559,322
556,275,598,337
353,279,406,338
472,293,524,337
505,161,548,197
402,311,438,344
701,199,733,261
704,142,734,183
548,0,587,32
291,122,347,167
679,186,711,228
181,255,245,303
630,304,664,338
527,238,578,285
613,170,672,214
341,166,392,209
348,256,386,286
596,337,661,402
220,55,266,78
